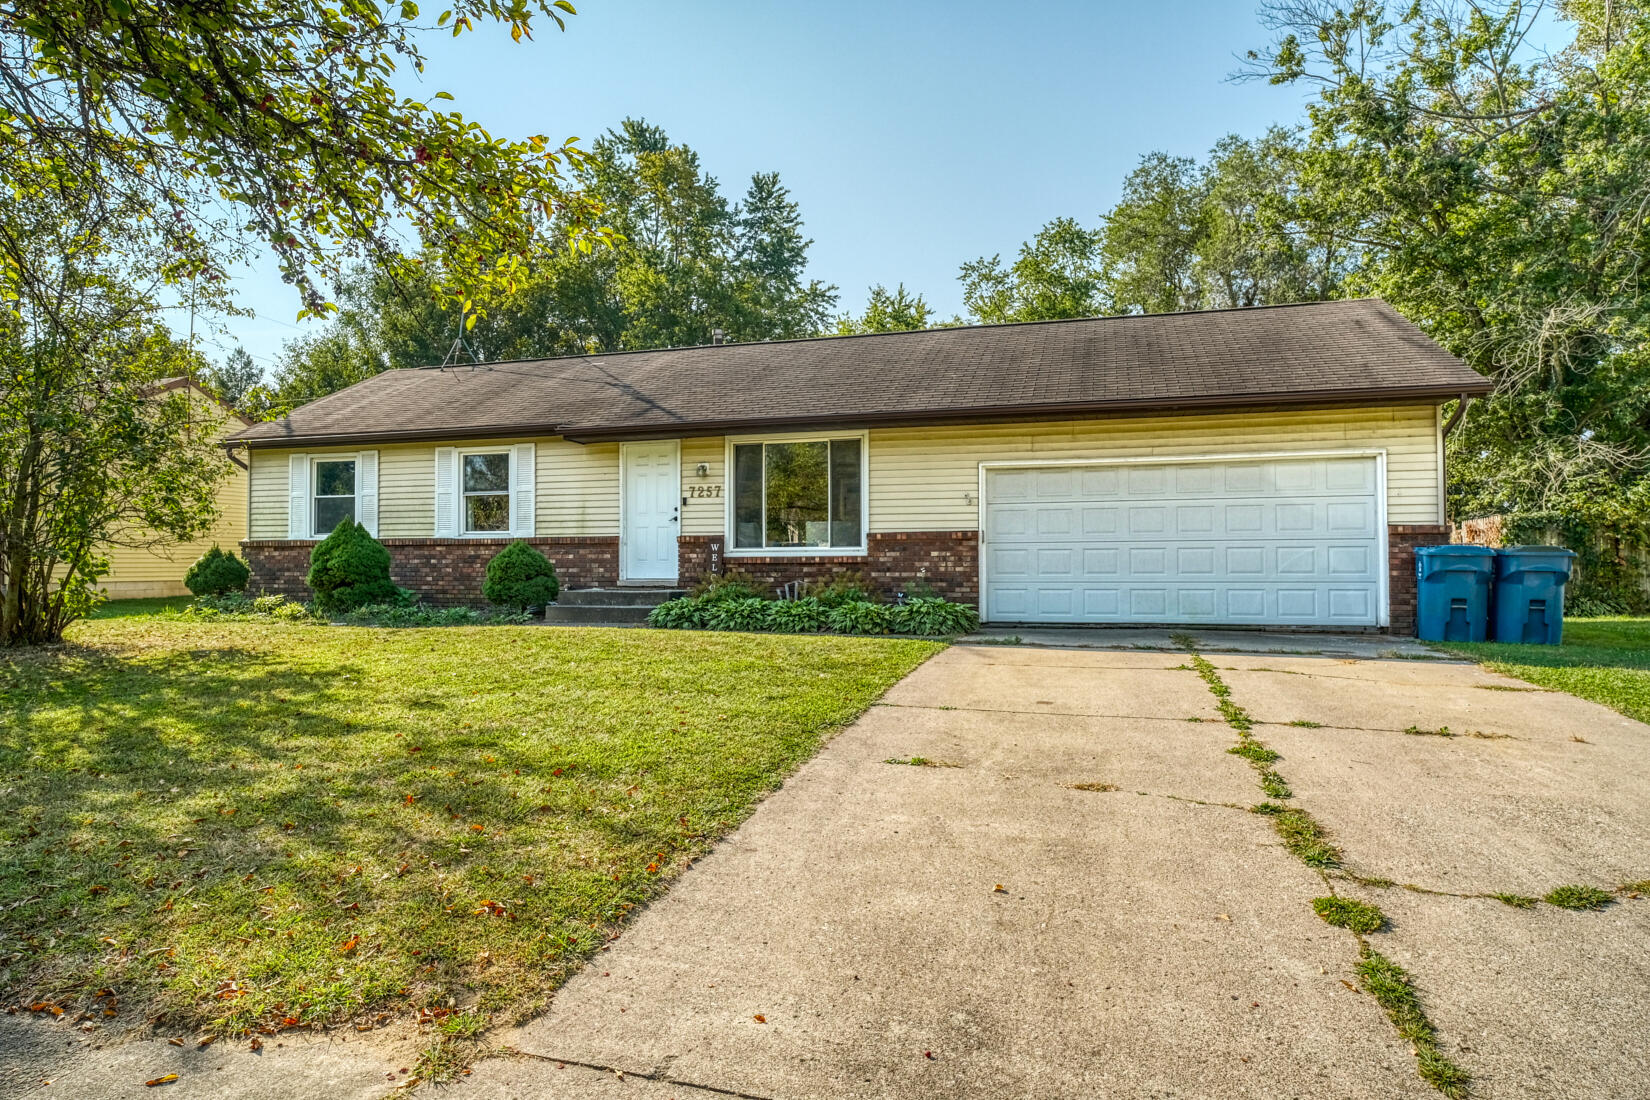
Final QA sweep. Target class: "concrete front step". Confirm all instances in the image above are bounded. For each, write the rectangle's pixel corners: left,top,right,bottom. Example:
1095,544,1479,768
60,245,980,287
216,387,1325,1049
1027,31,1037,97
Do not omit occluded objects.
556,587,684,608
544,587,687,625
542,603,656,625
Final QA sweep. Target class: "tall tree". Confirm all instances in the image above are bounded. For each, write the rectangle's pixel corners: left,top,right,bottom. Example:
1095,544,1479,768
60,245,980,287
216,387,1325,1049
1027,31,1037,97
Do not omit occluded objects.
0,0,605,318
1248,0,1650,604
264,118,838,408
959,217,1106,324
203,347,264,412
0,181,227,644
1099,153,1209,314
833,284,937,334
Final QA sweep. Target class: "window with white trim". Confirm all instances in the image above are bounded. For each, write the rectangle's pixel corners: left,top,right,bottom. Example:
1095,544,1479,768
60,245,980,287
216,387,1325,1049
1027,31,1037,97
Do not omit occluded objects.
461,450,511,533
312,459,357,535
730,436,864,551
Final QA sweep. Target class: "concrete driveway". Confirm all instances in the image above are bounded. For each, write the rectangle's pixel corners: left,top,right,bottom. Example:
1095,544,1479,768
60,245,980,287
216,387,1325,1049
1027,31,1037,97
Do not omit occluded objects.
462,636,1650,1100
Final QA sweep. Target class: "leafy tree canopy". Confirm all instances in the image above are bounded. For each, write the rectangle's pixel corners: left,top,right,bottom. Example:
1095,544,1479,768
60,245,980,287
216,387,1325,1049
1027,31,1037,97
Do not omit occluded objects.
833,284,938,334
0,0,603,317
262,118,837,409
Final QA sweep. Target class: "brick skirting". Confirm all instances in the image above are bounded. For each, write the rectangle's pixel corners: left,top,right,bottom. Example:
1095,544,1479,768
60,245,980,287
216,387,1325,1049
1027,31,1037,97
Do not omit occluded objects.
1388,523,1449,636
678,531,980,603
242,537,619,607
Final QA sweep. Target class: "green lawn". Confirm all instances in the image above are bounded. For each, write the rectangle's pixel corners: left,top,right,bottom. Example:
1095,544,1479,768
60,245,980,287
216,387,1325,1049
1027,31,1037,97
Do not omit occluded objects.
0,613,940,1037
1438,617,1650,724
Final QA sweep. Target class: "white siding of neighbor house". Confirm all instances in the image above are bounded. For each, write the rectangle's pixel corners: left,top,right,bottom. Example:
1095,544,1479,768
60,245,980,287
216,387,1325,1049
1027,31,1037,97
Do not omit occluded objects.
246,405,1444,541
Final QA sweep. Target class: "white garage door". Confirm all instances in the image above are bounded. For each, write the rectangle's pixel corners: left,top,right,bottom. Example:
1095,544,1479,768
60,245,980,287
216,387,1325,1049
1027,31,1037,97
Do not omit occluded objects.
982,455,1384,626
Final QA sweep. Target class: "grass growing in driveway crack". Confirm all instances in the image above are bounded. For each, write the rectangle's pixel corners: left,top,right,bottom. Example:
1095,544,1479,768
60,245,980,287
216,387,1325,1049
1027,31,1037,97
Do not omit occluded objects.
1543,885,1615,910
1313,895,1386,934
1355,950,1472,1098
1179,638,1469,1096
883,756,961,768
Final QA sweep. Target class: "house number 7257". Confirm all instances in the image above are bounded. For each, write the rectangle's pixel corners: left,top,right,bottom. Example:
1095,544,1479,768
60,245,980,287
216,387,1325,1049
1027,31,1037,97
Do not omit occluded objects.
687,484,723,498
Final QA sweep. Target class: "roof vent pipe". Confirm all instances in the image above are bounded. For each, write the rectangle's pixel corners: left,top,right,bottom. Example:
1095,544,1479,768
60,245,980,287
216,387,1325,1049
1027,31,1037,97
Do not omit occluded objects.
712,328,725,346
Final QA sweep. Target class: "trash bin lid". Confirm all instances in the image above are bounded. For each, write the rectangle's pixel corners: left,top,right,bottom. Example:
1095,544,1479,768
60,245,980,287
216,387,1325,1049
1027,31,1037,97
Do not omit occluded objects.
1494,545,1576,575
1416,545,1496,573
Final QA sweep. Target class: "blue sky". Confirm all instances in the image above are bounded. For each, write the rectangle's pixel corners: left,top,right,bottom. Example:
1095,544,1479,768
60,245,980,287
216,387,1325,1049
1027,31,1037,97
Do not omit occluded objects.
212,1,1321,374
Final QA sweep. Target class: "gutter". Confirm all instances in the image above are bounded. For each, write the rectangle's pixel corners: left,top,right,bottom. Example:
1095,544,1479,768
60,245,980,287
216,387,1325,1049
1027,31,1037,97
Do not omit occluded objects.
220,440,250,470
226,383,1493,450
1440,393,1473,438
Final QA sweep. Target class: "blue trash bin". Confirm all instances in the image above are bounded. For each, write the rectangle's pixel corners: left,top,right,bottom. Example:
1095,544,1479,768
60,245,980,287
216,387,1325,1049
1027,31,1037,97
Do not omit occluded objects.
1492,546,1576,645
1414,545,1496,642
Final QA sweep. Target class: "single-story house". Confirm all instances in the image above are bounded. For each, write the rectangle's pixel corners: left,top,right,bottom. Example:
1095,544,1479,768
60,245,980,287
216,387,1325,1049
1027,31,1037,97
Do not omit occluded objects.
225,299,1489,632
101,377,251,599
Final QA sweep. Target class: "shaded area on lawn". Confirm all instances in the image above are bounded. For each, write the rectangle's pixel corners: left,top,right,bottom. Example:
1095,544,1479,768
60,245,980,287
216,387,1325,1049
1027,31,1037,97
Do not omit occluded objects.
0,617,939,1034
1439,617,1650,724
89,596,193,619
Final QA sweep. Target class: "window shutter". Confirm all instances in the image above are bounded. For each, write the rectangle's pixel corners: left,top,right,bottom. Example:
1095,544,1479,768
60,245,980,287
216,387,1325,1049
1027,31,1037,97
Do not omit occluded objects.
287,453,310,539
510,443,536,537
434,447,458,536
357,450,379,536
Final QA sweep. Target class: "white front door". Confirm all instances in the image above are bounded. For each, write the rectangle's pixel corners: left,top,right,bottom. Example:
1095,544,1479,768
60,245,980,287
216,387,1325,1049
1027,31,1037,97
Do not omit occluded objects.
982,454,1385,627
622,441,680,582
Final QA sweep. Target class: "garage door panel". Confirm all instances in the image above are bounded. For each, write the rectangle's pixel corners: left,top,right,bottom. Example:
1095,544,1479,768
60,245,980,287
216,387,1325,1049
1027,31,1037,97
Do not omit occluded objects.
984,456,1382,626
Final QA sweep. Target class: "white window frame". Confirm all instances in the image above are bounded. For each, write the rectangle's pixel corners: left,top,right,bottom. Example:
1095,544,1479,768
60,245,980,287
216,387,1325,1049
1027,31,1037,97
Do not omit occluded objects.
457,445,513,537
723,429,870,558
311,457,358,538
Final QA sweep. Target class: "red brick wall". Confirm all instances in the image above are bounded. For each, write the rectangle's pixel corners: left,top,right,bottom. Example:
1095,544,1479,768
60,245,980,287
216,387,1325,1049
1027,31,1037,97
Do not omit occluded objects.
1389,524,1449,636
678,531,980,603
243,537,619,607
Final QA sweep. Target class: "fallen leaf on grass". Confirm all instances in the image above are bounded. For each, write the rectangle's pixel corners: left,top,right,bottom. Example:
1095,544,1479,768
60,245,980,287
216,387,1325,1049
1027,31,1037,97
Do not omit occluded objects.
29,1003,63,1016
339,936,360,954
249,1038,263,1053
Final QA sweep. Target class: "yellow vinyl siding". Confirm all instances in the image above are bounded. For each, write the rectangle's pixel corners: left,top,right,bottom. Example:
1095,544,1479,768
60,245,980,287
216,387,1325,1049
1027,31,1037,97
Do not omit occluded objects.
245,404,1443,546
100,392,251,598
679,436,725,536
865,406,1442,531
249,437,621,540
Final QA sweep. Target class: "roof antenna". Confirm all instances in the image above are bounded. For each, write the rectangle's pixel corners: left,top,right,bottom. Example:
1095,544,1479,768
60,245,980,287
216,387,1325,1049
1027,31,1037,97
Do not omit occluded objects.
440,308,483,370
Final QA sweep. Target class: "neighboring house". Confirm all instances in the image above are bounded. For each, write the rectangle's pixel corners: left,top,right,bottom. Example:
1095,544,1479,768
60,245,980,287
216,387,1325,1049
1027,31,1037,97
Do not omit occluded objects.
99,378,252,599
225,300,1488,633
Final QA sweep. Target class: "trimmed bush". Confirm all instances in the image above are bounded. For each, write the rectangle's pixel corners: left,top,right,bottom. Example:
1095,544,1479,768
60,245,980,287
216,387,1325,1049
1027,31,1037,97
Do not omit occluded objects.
889,596,980,636
306,519,406,614
826,600,893,635
690,573,767,603
337,603,533,628
801,572,879,608
704,596,773,632
647,594,710,629
767,596,829,633
482,540,559,611
184,545,251,597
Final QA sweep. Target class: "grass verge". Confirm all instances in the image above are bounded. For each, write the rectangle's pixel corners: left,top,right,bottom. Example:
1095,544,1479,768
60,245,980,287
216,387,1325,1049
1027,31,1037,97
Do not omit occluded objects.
0,616,939,1034
1438,617,1650,724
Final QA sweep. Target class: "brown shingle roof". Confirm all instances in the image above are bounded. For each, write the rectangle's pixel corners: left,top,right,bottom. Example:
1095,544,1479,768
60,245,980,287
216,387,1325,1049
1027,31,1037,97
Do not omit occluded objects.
228,299,1488,448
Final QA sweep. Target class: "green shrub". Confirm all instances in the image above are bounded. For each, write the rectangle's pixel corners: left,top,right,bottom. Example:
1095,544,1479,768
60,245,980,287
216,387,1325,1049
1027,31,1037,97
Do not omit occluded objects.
801,572,880,608
482,540,559,610
704,596,773,632
648,595,710,629
306,519,406,614
690,572,767,603
767,597,829,633
183,545,251,597
337,603,532,628
826,600,892,635
271,600,320,622
889,596,979,636
181,592,319,622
